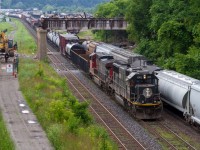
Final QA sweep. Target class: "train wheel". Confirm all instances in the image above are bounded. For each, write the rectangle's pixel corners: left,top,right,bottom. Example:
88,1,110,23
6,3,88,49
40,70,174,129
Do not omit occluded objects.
131,105,136,117
123,99,128,111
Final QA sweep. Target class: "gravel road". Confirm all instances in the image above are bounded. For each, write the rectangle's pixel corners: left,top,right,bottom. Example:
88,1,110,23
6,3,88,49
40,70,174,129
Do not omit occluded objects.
0,62,53,150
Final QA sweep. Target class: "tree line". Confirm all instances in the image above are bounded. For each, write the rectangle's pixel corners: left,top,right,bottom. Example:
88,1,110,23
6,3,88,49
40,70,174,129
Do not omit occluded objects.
2,0,109,12
95,0,200,79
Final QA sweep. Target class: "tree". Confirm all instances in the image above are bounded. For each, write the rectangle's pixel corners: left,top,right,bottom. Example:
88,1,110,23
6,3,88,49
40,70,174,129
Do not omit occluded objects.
94,0,128,42
2,0,12,8
175,47,200,79
125,0,200,79
13,2,26,9
126,0,152,42
95,2,119,18
42,4,55,11
157,20,192,57
9,0,108,9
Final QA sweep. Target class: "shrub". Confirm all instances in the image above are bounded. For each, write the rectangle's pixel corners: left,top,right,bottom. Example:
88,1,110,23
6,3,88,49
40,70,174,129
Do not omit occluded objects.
47,124,63,150
72,101,92,125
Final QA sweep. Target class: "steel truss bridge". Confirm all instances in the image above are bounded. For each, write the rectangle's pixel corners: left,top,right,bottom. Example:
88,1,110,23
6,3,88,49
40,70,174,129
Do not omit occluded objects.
41,18,127,32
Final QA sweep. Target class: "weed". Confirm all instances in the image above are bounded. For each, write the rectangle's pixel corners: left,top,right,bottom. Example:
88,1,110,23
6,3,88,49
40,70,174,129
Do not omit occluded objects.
0,113,15,150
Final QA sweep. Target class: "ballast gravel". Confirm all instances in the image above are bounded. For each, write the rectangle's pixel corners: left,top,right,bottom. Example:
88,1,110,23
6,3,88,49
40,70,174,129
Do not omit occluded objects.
72,70,162,150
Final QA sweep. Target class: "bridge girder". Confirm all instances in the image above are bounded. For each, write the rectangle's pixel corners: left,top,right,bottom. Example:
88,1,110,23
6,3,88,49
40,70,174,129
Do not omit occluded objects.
41,18,127,32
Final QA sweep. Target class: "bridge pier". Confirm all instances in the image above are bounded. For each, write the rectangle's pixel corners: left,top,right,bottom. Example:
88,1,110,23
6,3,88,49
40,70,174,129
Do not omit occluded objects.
37,28,47,60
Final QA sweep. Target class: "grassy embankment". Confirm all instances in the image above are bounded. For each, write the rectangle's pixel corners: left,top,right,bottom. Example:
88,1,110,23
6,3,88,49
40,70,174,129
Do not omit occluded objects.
13,19,117,149
0,113,15,150
78,30,94,40
0,22,15,150
0,22,15,33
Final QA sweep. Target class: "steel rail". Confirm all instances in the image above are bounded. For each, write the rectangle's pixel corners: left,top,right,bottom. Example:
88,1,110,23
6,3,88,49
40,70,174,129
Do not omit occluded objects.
47,49,146,150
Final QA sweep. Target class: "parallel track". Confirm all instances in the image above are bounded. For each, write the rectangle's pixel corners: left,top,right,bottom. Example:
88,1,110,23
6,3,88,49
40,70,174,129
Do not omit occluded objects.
22,18,200,149
48,51,146,150
22,19,146,149
139,120,196,150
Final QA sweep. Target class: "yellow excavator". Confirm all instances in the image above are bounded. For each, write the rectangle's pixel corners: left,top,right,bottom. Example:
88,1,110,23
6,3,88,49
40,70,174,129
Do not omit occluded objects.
0,29,17,62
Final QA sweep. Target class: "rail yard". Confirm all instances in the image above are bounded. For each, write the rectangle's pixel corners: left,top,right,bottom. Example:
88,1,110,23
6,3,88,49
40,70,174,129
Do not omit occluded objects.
0,11,200,150
23,12,200,148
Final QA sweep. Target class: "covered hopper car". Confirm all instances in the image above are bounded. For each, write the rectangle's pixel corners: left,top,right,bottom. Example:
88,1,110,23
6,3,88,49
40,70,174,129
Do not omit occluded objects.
155,70,200,126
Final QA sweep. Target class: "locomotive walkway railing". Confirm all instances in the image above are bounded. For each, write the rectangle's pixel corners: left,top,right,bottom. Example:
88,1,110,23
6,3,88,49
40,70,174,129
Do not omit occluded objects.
41,18,127,32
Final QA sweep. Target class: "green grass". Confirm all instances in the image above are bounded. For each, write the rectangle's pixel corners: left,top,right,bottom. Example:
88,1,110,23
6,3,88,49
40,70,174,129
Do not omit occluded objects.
0,113,15,150
12,18,117,149
12,19,37,55
157,128,190,150
0,22,14,33
78,30,95,40
18,58,117,150
0,19,37,55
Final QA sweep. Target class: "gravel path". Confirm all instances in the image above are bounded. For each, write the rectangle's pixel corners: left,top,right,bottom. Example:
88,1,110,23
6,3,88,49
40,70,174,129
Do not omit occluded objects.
0,62,53,150
0,20,53,150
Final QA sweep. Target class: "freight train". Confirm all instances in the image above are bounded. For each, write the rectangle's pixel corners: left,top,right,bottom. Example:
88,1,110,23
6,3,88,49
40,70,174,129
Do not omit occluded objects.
21,16,200,126
46,31,163,119
46,30,200,126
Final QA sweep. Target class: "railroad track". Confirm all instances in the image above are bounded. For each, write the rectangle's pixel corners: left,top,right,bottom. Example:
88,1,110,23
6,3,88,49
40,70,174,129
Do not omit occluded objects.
139,120,196,150
47,50,146,150
23,18,200,149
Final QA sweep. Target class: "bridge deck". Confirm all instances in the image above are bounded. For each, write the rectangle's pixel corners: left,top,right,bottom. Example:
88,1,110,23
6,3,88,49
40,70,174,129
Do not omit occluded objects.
41,18,127,32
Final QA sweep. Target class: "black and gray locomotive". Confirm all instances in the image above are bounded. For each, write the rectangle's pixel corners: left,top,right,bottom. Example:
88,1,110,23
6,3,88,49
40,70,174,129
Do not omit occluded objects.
89,46,163,119
112,61,162,119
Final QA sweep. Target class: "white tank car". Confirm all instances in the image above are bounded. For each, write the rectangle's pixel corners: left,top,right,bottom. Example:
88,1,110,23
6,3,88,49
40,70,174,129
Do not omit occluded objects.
47,31,54,41
47,31,60,47
155,70,200,125
65,43,77,56
52,34,60,47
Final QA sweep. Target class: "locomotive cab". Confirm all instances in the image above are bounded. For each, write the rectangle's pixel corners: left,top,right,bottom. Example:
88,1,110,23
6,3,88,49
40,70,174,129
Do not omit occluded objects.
112,60,163,119
126,73,163,119
128,73,160,103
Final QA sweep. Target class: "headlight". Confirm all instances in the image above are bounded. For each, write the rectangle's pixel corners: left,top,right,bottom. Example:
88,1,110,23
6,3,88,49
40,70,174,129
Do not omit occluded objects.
143,88,152,98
